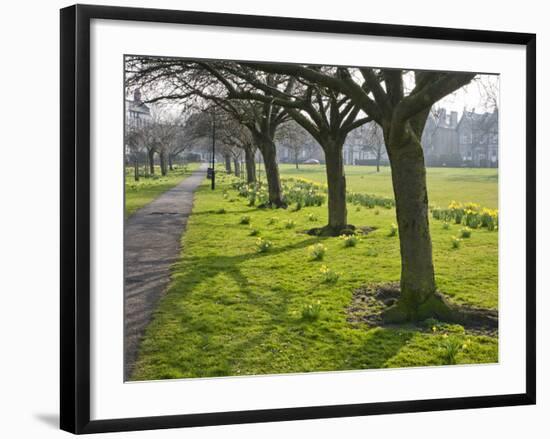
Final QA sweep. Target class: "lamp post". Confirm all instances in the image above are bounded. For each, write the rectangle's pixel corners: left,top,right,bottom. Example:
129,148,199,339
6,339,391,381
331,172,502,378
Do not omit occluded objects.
211,109,216,190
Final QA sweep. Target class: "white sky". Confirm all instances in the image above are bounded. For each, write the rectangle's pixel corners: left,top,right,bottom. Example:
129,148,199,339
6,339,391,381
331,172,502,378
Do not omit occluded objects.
141,72,499,120
435,74,499,116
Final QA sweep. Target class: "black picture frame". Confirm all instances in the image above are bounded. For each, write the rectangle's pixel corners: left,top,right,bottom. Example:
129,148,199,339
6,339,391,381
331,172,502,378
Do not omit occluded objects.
60,4,536,434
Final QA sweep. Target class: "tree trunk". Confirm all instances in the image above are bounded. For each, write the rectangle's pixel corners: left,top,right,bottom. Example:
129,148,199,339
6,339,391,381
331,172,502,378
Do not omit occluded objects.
244,147,256,184
168,153,173,171
224,154,232,174
159,150,168,176
376,151,381,172
258,138,285,208
323,141,348,234
295,150,299,169
382,133,448,323
233,158,241,177
148,149,155,175
133,157,139,181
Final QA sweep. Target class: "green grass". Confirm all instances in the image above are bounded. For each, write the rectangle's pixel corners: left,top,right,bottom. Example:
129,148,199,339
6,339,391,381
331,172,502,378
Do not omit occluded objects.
278,164,498,208
131,169,498,381
125,163,200,217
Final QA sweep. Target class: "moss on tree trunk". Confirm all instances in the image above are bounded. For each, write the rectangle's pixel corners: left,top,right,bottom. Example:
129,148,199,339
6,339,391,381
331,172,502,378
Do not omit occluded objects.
323,140,349,235
382,128,455,322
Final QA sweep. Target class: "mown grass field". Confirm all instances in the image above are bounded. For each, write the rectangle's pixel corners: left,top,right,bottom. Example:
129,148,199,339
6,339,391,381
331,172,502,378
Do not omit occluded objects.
279,164,498,208
130,166,498,381
125,163,200,217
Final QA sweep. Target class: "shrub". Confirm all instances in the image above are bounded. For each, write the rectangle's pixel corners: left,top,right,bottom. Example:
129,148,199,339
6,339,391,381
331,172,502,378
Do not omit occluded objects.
320,265,339,283
284,219,296,229
240,215,251,225
309,243,327,261
451,236,462,249
356,206,361,212
216,208,226,214
301,301,322,321
256,238,273,253
249,228,260,236
442,221,450,230
374,209,380,216
341,234,359,248
460,227,472,238
388,223,398,237
292,202,302,212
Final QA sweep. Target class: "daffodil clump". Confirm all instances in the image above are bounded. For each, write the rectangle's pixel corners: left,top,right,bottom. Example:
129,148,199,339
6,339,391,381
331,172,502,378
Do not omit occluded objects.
282,178,326,207
320,265,340,283
451,236,462,249
301,301,322,321
340,234,359,248
284,219,296,229
308,243,327,261
231,177,326,209
439,334,472,365
255,237,273,253
432,201,498,231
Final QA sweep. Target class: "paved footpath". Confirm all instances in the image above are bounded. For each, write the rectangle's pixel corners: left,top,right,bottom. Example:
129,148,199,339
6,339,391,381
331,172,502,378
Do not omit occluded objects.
124,165,206,380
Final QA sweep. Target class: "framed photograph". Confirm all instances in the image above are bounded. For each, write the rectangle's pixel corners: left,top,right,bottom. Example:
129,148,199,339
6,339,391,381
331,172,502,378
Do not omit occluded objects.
60,4,536,434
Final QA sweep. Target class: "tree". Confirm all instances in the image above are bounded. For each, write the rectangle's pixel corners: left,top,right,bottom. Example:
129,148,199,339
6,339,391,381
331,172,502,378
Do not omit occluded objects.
125,57,288,207
207,63,370,234
359,122,386,172
148,115,178,176
247,63,475,321
216,112,257,182
276,120,310,169
125,124,146,181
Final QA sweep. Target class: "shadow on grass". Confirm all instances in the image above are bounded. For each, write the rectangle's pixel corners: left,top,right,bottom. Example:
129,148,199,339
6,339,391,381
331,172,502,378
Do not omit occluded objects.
338,327,415,370
131,235,416,379
131,236,333,379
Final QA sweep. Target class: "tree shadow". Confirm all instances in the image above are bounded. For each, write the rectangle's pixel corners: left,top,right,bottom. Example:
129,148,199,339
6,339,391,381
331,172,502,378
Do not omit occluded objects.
335,327,415,371
128,236,325,379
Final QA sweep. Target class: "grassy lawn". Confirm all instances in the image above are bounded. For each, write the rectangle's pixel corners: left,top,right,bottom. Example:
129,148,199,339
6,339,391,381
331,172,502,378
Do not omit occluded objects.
131,168,498,381
279,164,498,208
125,163,200,217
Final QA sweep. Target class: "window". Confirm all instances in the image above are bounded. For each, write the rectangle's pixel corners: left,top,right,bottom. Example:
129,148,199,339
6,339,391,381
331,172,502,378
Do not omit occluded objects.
460,133,472,144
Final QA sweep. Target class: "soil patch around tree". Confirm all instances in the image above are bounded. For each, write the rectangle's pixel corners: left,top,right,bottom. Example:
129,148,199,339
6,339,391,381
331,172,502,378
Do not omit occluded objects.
305,224,377,237
347,282,498,337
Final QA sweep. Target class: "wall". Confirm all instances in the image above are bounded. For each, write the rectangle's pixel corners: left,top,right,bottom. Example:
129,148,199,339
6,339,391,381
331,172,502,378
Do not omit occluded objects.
0,0,546,438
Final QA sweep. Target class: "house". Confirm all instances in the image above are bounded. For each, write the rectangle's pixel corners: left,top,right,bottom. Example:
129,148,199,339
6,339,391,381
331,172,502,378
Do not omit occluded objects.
341,108,498,168
126,88,152,130
456,108,499,167
342,122,385,165
422,108,460,163
422,107,498,167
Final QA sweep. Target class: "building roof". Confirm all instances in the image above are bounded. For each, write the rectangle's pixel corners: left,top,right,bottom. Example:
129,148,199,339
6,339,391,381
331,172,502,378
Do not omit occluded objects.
126,99,151,116
458,109,498,131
